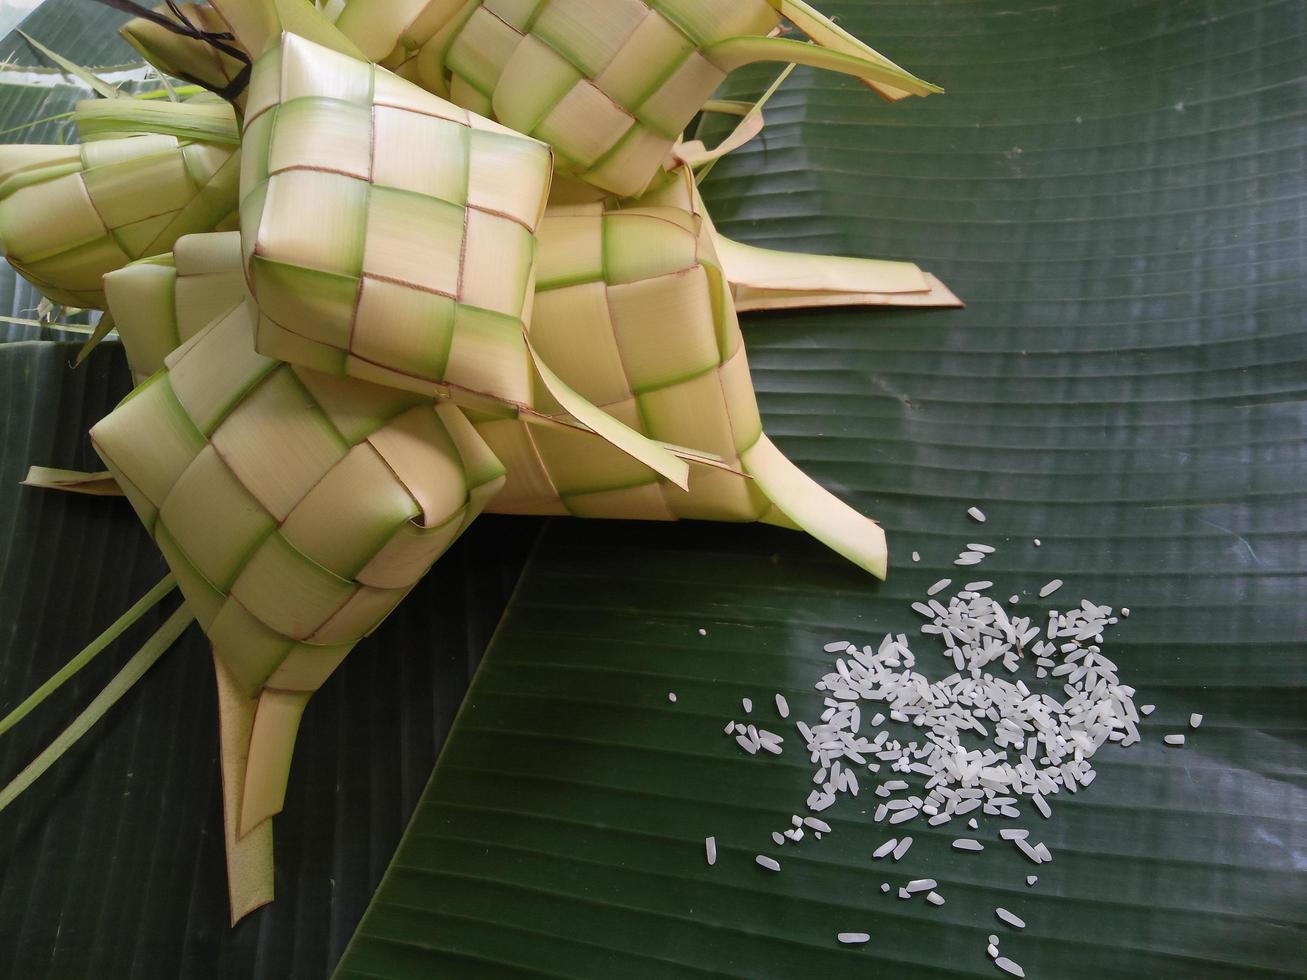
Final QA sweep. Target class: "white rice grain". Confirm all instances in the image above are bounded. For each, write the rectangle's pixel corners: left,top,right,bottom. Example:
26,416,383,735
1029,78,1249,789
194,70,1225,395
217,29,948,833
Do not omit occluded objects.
705,837,717,865
776,693,790,718
1039,579,1064,598
837,932,870,945
1165,734,1186,746
995,908,1026,929
968,507,987,523
996,956,1026,978
755,855,781,872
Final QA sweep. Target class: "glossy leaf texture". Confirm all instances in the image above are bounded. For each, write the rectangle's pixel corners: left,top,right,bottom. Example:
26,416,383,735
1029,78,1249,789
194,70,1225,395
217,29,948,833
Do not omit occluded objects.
336,0,1307,977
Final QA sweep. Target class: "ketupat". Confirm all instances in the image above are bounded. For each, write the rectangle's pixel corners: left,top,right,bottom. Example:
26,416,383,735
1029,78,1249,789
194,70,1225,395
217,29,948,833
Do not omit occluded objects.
2,0,961,926
240,32,552,404
119,2,250,98
91,299,507,918
0,94,239,308
104,230,246,385
329,0,941,197
478,166,889,574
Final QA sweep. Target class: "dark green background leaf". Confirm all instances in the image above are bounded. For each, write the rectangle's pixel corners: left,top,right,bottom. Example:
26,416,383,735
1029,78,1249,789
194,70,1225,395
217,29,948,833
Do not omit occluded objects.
337,0,1307,977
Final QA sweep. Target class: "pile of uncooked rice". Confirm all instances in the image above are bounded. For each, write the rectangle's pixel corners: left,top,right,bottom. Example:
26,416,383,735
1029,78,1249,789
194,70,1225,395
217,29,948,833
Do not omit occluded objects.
711,510,1196,978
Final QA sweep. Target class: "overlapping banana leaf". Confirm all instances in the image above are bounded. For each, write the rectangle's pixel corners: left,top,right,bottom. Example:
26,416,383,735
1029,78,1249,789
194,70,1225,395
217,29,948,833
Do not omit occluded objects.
2,0,1306,978
334,0,1307,977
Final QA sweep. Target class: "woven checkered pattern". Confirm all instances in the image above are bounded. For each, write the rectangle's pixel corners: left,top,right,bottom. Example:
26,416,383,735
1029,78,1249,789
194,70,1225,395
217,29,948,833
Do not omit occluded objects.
241,33,552,405
475,169,777,523
107,231,247,385
426,0,779,197
91,302,507,702
0,132,237,308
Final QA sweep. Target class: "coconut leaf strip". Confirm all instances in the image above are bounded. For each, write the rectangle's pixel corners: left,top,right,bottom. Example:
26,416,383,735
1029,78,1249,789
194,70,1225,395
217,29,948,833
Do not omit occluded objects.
0,603,194,812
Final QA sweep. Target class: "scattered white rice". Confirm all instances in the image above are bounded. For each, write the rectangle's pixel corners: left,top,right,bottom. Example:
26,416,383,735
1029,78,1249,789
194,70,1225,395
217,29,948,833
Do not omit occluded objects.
1033,539,1041,547
705,837,717,866
880,882,890,893
837,932,870,945
1141,704,1155,715
968,507,987,523
711,539,1183,968
1190,713,1203,728
742,697,752,713
912,552,921,562
698,628,707,636
668,692,677,703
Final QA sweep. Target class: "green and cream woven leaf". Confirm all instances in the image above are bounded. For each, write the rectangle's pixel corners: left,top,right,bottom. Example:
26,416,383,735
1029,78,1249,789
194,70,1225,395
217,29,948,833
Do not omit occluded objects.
239,31,552,402
0,94,239,308
331,0,940,198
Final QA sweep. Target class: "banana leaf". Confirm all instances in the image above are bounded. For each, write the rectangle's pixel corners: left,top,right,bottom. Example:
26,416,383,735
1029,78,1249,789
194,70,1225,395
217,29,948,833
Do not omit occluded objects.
333,0,1307,977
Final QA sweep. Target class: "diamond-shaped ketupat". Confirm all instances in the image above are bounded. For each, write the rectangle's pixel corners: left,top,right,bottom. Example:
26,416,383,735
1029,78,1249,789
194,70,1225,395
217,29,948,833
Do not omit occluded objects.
0,97,240,309
91,299,506,917
239,32,553,405
331,0,941,197
474,167,887,576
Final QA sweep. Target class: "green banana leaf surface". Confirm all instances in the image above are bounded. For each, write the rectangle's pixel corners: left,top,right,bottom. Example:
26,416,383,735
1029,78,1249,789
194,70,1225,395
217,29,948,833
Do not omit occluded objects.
333,0,1307,978
0,0,1304,977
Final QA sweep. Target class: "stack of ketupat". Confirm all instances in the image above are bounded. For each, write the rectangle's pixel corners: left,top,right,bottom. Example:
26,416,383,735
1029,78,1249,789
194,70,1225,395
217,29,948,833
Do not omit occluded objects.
0,0,958,921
